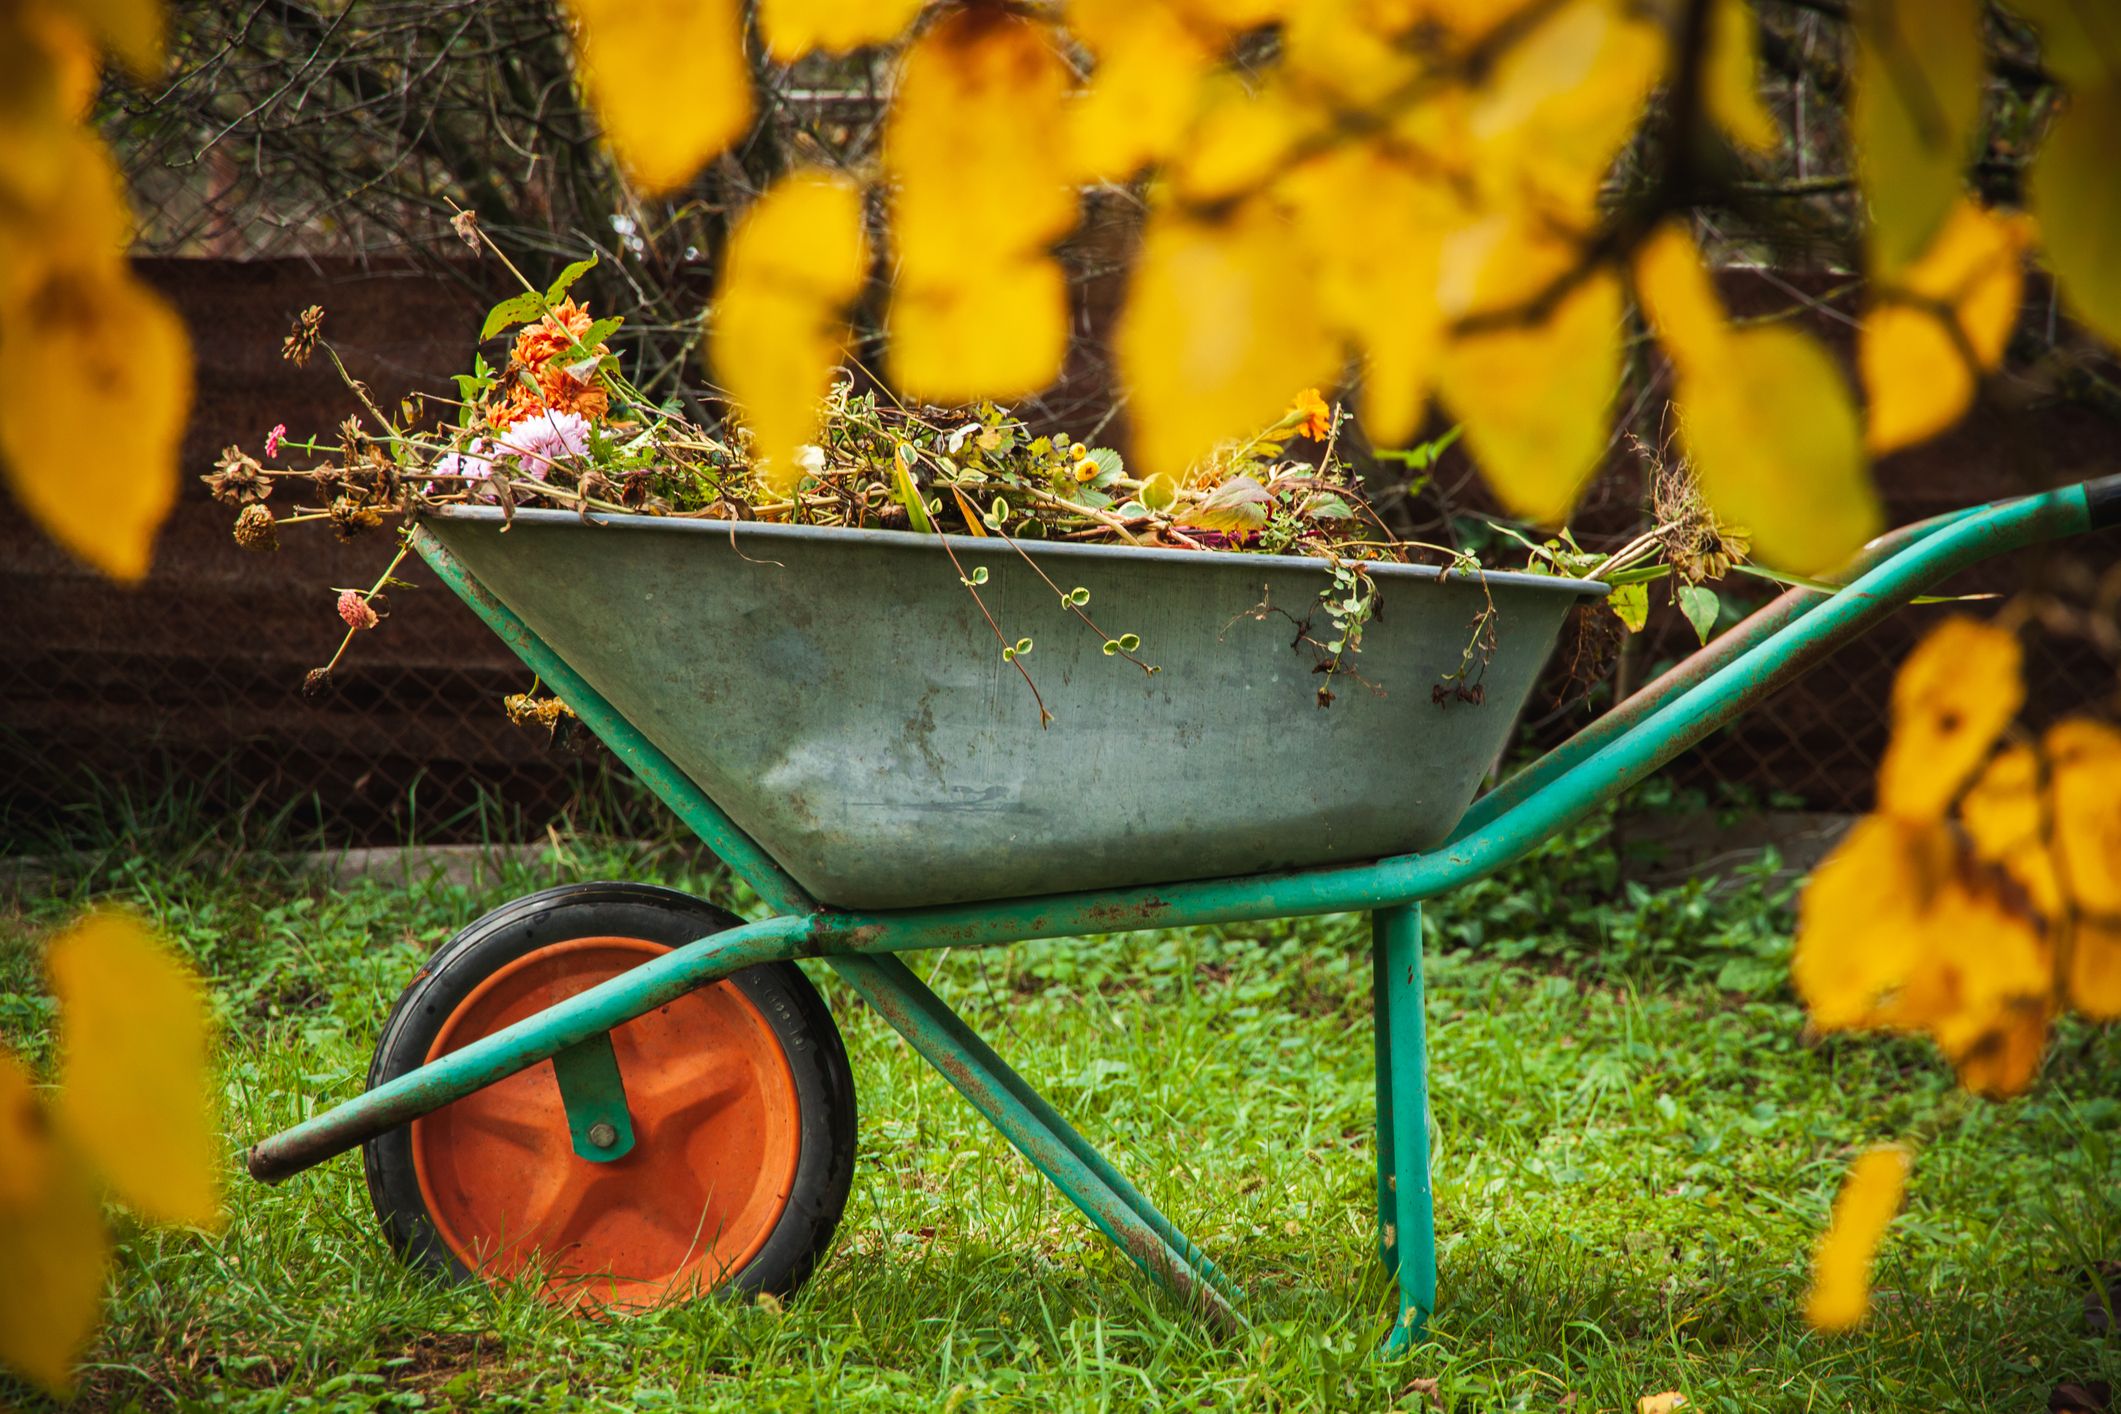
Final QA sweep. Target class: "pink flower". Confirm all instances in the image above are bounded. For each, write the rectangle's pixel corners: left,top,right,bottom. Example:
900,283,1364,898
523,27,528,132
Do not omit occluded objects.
493,410,591,481
265,423,286,458
337,589,378,630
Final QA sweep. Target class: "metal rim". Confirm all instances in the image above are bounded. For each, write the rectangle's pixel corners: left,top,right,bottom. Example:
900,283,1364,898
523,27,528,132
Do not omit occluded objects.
421,505,1610,597
409,936,802,1309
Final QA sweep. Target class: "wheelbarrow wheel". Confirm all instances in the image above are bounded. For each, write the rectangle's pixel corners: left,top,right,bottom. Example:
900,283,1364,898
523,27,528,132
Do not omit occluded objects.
361,881,856,1309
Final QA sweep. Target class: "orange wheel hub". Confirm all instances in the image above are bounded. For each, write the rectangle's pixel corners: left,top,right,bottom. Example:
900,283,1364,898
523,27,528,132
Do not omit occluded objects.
411,937,801,1309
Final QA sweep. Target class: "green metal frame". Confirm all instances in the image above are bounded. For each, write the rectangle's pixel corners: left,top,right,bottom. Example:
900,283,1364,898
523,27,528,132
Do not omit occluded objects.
245,475,2118,1351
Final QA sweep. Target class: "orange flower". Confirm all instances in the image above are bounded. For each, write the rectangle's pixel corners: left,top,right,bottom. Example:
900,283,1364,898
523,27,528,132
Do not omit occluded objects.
1289,387,1333,441
510,297,603,368
488,360,610,429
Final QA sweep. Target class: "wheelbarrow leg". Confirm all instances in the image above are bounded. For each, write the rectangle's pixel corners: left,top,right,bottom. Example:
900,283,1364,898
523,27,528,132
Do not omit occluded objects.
1373,902,1437,1354
826,953,1246,1333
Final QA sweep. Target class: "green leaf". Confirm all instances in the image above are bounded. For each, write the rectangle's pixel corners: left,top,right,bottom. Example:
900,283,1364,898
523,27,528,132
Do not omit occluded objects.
1083,447,1124,486
480,292,547,342
1306,494,1355,521
572,316,623,354
1677,584,1721,645
544,254,599,304
1179,475,1271,532
1138,472,1178,513
962,566,989,586
1607,582,1649,633
892,460,933,534
1064,586,1090,606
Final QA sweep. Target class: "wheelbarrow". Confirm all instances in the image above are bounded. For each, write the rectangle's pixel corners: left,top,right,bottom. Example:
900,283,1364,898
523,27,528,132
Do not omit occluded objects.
246,475,2121,1350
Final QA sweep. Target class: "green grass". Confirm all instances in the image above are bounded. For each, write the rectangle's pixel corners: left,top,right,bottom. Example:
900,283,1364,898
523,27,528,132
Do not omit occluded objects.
2,819,2117,1413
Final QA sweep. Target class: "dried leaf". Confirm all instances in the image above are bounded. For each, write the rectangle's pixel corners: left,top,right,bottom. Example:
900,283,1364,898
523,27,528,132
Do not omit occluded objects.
1705,0,1778,153
1634,221,1879,575
1436,220,1621,525
1636,1394,1688,1414
0,1085,107,1396
709,171,869,496
756,0,924,61
565,0,750,193
1806,1146,1910,1332
1116,200,1338,474
887,8,1075,399
1852,0,1986,270
1876,617,2023,823
1862,201,2030,454
48,912,221,1228
2030,79,2121,350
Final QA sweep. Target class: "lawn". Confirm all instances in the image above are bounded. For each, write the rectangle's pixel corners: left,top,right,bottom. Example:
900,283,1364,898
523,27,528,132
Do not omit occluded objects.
2,811,2116,1412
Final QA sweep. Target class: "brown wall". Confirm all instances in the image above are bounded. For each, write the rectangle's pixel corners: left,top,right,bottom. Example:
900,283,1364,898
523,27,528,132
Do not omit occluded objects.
2,257,2115,850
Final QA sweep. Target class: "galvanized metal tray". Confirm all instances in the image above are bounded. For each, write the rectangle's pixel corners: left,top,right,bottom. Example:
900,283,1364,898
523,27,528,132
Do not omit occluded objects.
422,507,1605,908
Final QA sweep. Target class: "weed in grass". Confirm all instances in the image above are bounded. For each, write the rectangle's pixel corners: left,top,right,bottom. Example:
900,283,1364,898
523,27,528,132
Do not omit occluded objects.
0,819,2114,1412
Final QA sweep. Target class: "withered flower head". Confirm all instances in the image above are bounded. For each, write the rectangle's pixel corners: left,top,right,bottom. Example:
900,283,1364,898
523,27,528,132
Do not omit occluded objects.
336,588,379,631
207,445,271,505
232,502,278,551
451,209,481,254
301,667,333,698
282,305,325,367
328,495,385,542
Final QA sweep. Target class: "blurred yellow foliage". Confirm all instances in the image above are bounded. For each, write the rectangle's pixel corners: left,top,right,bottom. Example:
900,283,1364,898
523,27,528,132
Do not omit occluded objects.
0,912,220,1394
1797,619,2121,1093
0,0,191,582
1806,1146,1910,1332
709,171,870,497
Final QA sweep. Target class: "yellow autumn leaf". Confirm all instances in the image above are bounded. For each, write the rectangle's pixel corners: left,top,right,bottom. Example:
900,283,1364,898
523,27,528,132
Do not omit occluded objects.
2069,919,2121,1021
709,171,869,496
1862,201,2030,454
0,1049,51,1207
1791,814,1955,1031
1434,213,1621,524
890,257,1070,404
2030,79,2121,349
1465,0,1666,223
1280,143,1448,446
1962,743,2066,916
1676,325,1876,576
1875,616,2023,823
2007,0,2121,92
1636,1394,1688,1414
2047,717,2121,915
0,251,192,581
48,912,221,1229
1067,0,1219,182
1170,72,1311,207
887,6,1074,400
565,0,750,194
0,1116,108,1396
756,0,923,61
0,7,101,222
1115,200,1338,474
1634,220,1880,574
1878,871,2053,1092
1806,1145,1910,1332
56,0,166,76
1279,0,1422,111
1852,0,1986,271
1705,0,1778,153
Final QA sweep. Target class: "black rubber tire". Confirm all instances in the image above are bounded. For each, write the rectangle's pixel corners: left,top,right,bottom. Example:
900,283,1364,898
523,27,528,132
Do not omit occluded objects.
362,881,857,1301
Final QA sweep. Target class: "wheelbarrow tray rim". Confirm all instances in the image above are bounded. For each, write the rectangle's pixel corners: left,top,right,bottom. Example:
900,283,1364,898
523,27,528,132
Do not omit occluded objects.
419,505,1611,599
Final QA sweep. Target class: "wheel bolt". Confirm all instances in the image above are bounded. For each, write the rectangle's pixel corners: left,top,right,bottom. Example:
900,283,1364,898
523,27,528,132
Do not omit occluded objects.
587,1121,618,1149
